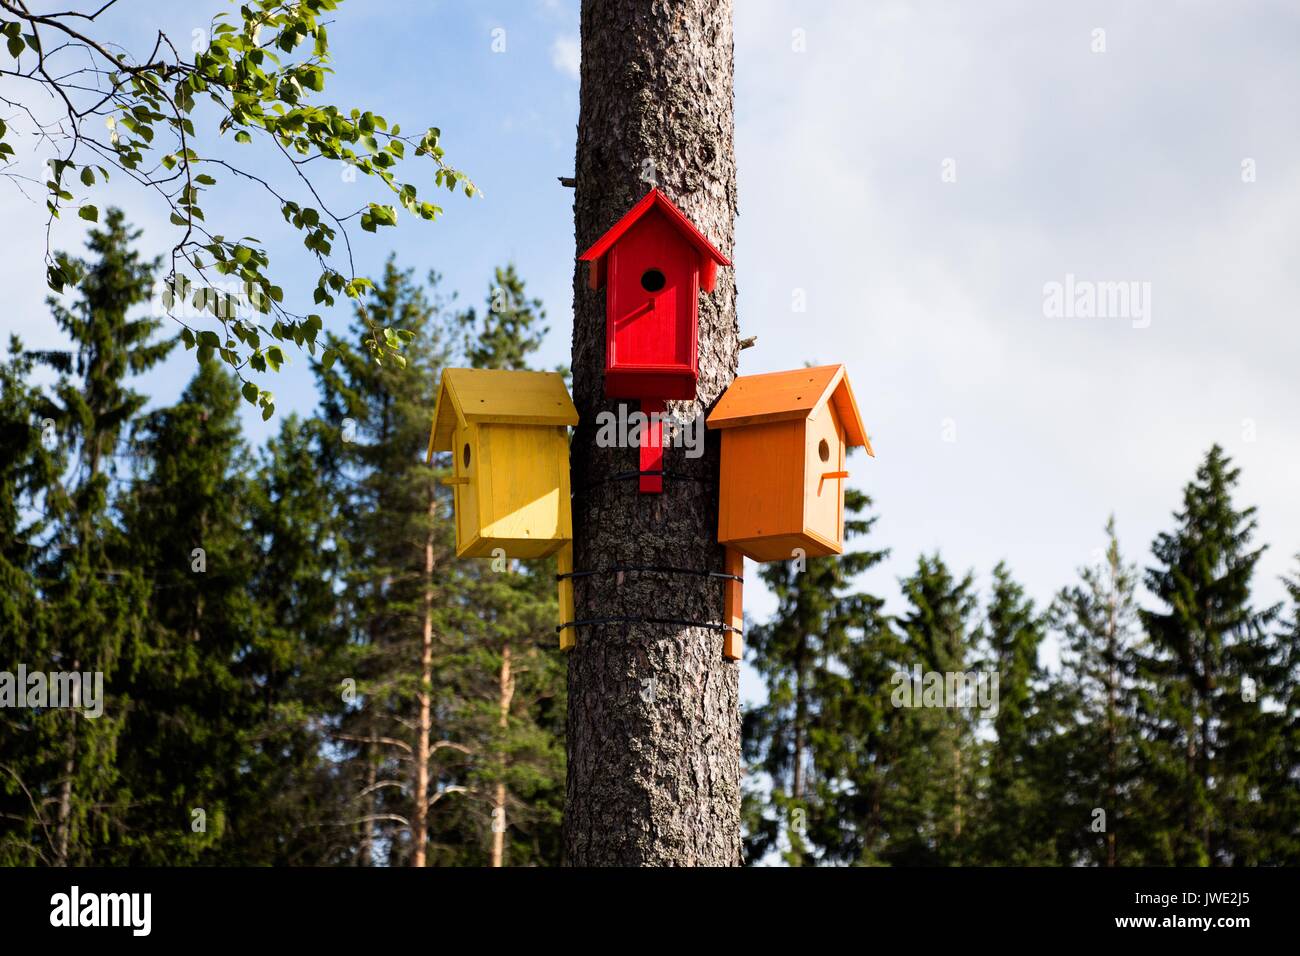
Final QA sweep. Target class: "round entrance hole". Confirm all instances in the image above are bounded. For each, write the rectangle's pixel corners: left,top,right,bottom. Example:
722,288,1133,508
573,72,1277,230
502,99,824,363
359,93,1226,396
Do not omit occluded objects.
640,268,666,293
818,439,830,463
462,443,471,469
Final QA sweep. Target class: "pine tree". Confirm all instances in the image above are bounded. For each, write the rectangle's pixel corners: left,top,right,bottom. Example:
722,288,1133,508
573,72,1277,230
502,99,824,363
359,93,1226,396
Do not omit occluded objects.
314,257,472,866
1137,445,1283,864
742,487,887,865
1047,517,1142,865
30,209,170,864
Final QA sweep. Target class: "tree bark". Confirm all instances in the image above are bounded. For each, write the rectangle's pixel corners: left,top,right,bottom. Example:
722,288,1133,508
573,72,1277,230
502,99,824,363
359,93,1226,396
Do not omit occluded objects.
410,494,436,867
55,705,76,866
564,0,741,866
491,641,514,867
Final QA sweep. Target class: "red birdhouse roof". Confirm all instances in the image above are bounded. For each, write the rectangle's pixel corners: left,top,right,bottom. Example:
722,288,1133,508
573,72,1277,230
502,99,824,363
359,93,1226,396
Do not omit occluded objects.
579,188,732,273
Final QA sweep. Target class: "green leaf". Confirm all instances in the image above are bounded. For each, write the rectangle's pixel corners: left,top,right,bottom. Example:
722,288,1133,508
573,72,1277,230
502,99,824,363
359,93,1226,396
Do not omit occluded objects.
80,166,95,187
78,205,99,222
241,381,259,405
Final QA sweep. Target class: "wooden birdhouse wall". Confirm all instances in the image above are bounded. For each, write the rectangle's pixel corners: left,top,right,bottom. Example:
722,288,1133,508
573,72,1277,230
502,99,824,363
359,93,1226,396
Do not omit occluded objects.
580,189,731,404
475,423,571,557
803,409,846,551
429,368,577,561
707,364,872,565
451,424,480,553
716,420,805,561
606,209,699,390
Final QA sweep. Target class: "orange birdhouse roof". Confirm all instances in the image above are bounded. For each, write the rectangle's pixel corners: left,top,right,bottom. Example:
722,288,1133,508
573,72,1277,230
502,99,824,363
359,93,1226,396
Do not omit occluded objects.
578,188,731,288
706,364,873,456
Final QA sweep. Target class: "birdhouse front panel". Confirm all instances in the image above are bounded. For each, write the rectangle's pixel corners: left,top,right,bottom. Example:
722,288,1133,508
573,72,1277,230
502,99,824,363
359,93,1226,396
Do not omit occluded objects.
715,418,808,562
605,209,700,399
707,365,873,564
473,423,572,558
803,407,847,552
428,368,578,560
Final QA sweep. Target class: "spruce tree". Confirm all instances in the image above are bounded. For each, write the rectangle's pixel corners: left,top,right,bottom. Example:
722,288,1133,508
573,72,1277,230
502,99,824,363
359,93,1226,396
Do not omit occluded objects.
112,359,260,863
888,554,979,865
238,414,353,864
976,562,1052,864
1137,445,1283,864
31,209,170,864
459,264,549,372
1265,561,1300,863
0,340,60,864
741,487,887,865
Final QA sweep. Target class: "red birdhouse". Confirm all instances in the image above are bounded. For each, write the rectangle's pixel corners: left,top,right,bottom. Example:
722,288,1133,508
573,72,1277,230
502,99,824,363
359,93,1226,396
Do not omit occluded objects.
579,188,731,401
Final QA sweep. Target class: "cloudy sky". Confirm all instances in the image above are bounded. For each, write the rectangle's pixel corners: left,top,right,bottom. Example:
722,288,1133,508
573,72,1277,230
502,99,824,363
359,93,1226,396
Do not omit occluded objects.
3,1,1298,693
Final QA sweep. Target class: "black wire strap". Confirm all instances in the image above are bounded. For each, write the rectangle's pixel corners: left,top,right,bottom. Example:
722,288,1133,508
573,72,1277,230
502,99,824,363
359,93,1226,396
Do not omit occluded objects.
556,615,741,634
557,563,741,583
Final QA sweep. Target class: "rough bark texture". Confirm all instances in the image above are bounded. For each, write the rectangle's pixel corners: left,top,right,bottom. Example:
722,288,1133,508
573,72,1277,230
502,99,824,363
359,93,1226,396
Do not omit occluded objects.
491,642,514,868
564,0,741,866
411,494,436,867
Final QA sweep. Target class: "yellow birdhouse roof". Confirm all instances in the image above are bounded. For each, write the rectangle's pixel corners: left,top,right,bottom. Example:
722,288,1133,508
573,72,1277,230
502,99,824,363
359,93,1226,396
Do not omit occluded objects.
427,368,578,462
706,364,873,455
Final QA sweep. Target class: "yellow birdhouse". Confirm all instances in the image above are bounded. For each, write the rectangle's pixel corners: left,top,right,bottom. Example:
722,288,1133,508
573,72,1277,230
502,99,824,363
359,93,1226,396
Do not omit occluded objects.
707,364,873,563
427,368,577,560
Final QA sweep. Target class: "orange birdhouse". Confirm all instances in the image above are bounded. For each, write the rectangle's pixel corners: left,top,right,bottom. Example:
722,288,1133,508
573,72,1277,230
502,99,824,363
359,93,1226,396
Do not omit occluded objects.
707,364,873,563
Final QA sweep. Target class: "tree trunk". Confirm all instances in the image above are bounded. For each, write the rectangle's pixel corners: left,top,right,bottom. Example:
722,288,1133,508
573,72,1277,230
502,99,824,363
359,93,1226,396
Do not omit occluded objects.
55,704,76,866
491,641,514,867
1106,578,1119,867
792,650,805,803
564,0,742,866
411,495,436,867
360,729,375,866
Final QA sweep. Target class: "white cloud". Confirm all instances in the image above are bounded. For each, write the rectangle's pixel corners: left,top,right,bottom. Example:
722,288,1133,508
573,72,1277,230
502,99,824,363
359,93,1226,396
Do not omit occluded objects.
550,35,579,80
733,0,1300,637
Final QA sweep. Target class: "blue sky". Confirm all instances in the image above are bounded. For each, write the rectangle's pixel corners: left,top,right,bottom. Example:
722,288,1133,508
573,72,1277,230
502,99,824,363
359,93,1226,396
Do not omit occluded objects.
4,1,1300,702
